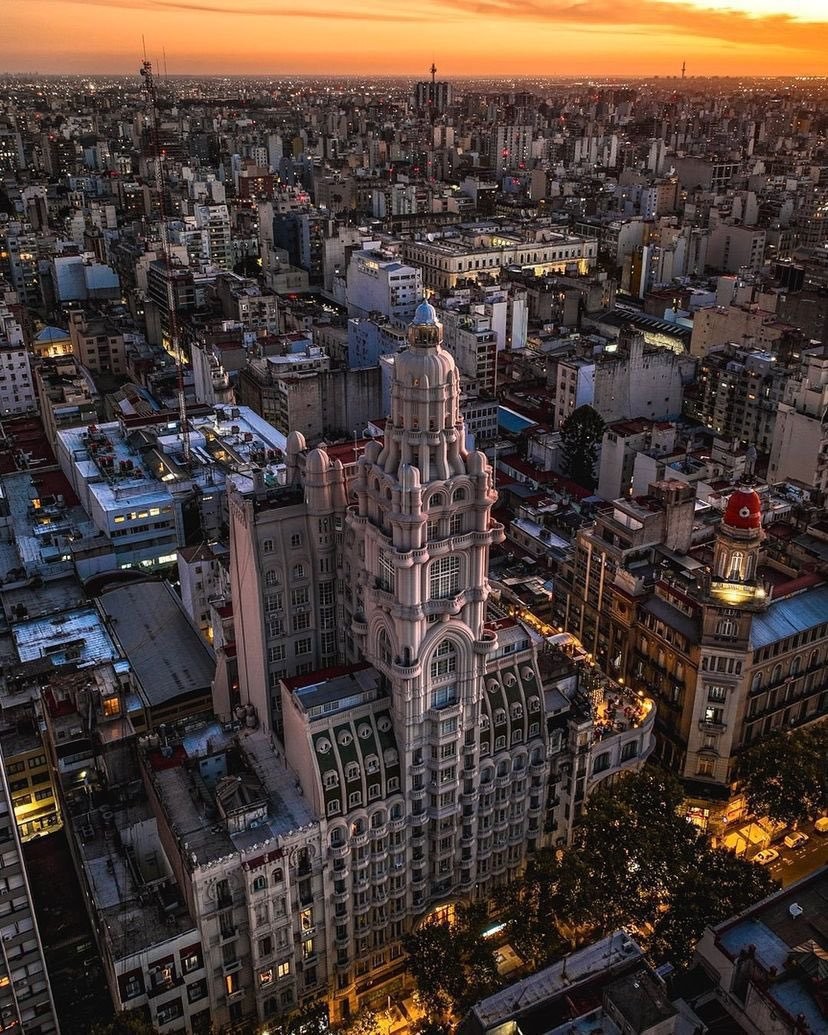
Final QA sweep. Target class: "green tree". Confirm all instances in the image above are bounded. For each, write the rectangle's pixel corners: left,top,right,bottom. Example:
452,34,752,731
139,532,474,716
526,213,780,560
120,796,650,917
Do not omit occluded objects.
497,848,565,968
509,766,777,969
91,1013,158,1035
555,768,701,939
651,845,776,968
287,999,329,1035
559,405,605,491
344,1008,379,1035
402,903,501,1019
738,726,827,826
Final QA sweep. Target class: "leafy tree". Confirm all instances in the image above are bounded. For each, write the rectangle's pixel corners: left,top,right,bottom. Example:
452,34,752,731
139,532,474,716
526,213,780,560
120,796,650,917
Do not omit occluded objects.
651,845,776,968
559,405,605,491
91,1013,158,1035
504,767,778,970
497,848,566,967
555,768,702,939
344,1008,379,1035
287,999,329,1035
737,726,827,826
403,902,500,1019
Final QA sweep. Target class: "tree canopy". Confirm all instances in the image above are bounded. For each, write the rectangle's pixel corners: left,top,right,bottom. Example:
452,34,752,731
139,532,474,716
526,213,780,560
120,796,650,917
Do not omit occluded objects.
91,1014,158,1035
402,902,501,1019
496,767,777,972
737,725,827,826
559,405,605,490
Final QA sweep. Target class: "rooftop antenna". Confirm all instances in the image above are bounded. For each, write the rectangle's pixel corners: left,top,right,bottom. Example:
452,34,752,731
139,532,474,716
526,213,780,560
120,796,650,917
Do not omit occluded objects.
140,58,190,466
430,61,437,86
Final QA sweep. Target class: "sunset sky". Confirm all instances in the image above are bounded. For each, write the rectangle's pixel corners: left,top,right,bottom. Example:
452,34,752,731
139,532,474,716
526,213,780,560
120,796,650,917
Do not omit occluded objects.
5,0,828,77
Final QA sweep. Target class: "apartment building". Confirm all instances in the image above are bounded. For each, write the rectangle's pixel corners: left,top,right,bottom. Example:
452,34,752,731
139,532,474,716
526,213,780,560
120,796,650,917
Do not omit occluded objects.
346,250,422,325
0,753,60,1033
768,344,828,495
67,309,127,377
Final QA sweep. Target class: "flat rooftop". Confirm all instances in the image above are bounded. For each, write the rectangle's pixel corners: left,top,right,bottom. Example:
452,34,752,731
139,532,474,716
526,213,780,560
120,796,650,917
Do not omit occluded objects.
69,797,198,959
151,727,316,866
287,663,381,716
714,869,828,1035
472,932,643,1031
98,581,215,708
12,605,118,668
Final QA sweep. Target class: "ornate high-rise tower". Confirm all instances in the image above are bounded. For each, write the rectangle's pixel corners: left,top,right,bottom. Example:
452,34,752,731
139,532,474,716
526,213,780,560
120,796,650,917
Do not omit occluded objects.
352,300,503,732
348,300,506,897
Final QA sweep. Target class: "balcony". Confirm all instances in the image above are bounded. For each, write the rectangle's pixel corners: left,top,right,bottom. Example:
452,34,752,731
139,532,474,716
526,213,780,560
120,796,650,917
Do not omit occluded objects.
330,842,350,860
698,718,727,733
351,831,368,848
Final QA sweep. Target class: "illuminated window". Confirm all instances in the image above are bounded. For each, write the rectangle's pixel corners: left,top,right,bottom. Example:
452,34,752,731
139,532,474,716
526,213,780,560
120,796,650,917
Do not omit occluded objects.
102,697,120,718
276,961,291,979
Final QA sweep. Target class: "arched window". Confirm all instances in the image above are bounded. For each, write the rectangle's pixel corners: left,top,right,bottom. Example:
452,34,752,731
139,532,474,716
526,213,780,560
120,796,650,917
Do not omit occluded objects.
453,487,467,503
378,629,393,666
751,672,763,693
272,868,283,884
428,492,446,510
771,664,783,685
790,656,801,677
252,875,267,892
430,640,457,679
430,556,460,599
345,762,359,782
510,703,523,720
378,552,395,593
494,709,506,726
726,551,745,581
265,569,280,586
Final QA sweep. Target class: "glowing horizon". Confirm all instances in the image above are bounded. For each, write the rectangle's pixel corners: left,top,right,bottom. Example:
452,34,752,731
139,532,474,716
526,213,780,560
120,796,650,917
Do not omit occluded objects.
5,0,828,77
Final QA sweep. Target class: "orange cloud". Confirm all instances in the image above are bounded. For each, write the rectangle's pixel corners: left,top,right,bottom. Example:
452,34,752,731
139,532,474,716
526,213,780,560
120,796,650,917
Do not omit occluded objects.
5,0,828,74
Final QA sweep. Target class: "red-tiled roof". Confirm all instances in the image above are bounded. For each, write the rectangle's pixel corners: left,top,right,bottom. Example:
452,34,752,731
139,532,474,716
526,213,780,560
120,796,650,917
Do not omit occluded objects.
283,661,371,693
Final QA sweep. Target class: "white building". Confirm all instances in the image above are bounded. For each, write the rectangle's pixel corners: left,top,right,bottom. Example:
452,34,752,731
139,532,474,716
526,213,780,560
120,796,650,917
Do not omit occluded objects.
0,303,35,414
346,249,422,325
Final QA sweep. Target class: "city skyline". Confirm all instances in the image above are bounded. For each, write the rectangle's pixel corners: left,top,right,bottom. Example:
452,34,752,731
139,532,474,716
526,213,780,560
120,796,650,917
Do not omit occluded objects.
5,0,828,77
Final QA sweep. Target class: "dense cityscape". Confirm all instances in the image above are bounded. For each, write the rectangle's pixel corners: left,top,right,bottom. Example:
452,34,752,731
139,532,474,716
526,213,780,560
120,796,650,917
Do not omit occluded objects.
0,43,826,1035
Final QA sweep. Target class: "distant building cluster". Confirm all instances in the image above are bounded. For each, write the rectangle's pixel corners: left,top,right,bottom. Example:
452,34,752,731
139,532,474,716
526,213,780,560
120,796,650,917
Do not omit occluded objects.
0,68,824,1035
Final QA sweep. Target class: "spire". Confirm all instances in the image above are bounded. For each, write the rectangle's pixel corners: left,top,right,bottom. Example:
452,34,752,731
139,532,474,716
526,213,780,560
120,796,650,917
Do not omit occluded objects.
375,300,466,483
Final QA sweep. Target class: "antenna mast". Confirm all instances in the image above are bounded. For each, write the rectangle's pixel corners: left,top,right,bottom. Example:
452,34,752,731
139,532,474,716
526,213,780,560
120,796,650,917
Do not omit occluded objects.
140,59,190,465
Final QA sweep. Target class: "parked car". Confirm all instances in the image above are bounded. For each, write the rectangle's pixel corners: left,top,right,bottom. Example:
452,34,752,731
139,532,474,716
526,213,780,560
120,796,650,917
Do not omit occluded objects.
815,817,828,835
754,848,780,866
783,831,809,849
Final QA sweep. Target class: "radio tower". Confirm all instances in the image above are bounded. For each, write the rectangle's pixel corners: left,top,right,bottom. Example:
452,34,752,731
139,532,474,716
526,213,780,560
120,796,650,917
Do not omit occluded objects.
139,59,190,465
681,60,686,79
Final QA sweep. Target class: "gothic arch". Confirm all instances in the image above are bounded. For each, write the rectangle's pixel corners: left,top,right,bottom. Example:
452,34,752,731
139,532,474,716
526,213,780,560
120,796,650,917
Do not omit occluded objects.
419,623,475,677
